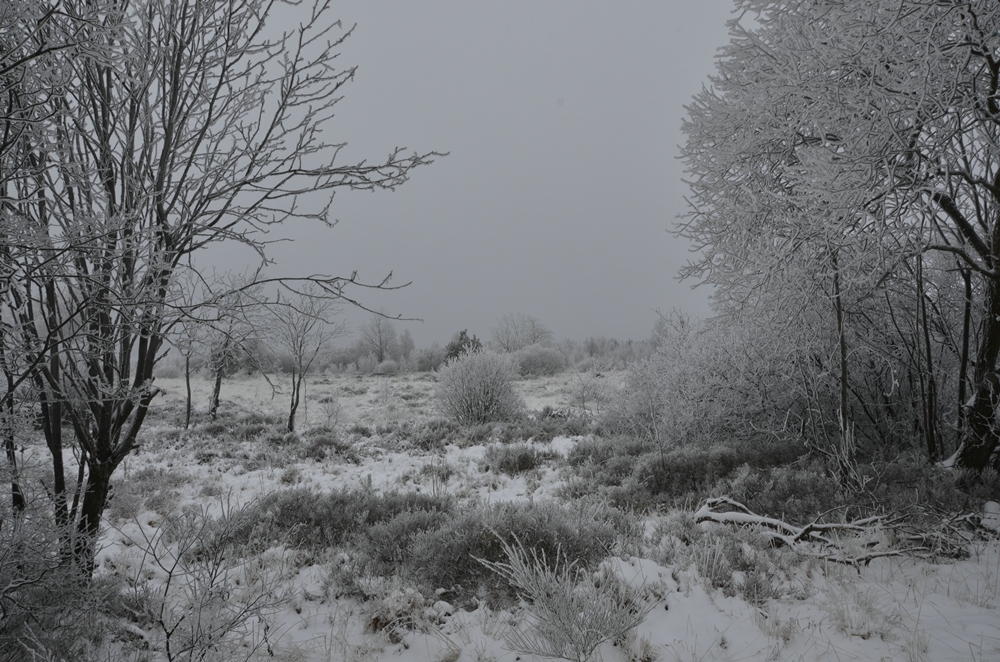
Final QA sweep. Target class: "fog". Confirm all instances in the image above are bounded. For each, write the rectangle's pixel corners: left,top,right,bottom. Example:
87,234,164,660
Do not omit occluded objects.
203,1,735,346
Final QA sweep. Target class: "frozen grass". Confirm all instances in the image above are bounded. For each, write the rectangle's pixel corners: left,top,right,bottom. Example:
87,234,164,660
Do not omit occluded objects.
477,536,654,662
5,373,1000,661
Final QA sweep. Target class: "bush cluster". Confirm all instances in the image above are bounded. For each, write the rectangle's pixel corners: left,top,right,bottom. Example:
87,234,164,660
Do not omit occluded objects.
252,488,634,608
301,427,357,462
480,443,558,475
562,436,812,511
258,488,453,549
374,360,399,375
399,501,634,606
410,418,463,450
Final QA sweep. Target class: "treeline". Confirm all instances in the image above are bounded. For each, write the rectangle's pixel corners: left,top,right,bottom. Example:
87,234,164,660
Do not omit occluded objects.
158,310,660,379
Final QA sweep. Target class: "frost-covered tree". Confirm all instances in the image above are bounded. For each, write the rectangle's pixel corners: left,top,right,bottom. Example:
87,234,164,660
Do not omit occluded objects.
266,286,346,432
0,0,438,572
397,328,415,363
445,329,482,361
358,311,399,364
491,313,553,353
680,0,1000,471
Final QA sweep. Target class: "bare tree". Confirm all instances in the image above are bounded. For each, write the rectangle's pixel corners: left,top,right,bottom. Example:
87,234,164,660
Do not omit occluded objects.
0,0,439,572
358,311,399,364
203,282,266,422
266,285,346,432
0,1,108,519
491,313,553,353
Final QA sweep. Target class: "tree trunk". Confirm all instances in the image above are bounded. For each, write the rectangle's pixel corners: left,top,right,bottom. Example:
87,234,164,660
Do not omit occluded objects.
287,368,300,432
74,460,111,576
209,336,230,421
39,393,68,528
958,272,1000,470
2,391,24,513
834,269,849,429
957,267,972,441
184,353,192,430
917,256,939,462
1,342,24,513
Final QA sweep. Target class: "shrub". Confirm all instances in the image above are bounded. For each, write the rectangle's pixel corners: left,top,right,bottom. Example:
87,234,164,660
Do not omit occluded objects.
0,513,116,659
356,510,452,566
411,418,462,450
407,501,634,606
436,349,524,424
118,503,282,661
513,344,564,377
566,435,648,468
302,431,356,462
374,360,399,375
481,443,557,475
720,463,842,523
480,537,652,662
635,445,741,498
347,423,373,438
258,488,452,550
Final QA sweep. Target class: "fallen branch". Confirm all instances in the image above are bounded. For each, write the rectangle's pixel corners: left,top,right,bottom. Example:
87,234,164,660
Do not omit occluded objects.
694,497,926,569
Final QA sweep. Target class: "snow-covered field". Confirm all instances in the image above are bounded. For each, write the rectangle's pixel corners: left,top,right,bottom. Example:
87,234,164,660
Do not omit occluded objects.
79,372,1000,662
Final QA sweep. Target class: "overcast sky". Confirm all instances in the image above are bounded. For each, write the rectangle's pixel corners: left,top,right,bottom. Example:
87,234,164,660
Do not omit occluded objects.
210,1,735,347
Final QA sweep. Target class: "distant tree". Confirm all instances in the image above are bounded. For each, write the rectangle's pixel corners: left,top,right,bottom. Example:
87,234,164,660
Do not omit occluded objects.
415,344,446,372
445,330,482,361
196,279,267,422
172,275,209,430
584,336,618,359
358,312,399,364
266,286,346,432
491,313,553,352
397,329,416,363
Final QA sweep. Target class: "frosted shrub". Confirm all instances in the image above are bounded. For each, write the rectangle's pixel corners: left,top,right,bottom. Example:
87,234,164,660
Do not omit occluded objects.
436,349,524,424
374,359,399,375
478,537,652,662
514,344,564,377
603,313,711,447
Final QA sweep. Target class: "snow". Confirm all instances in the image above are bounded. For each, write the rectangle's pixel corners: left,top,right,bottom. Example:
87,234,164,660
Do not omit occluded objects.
75,373,1000,661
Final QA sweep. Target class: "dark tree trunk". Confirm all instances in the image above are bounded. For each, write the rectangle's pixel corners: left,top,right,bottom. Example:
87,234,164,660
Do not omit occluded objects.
74,460,111,576
957,267,972,441
1,341,24,513
287,368,300,432
184,353,192,430
917,257,939,462
209,337,230,421
210,369,223,421
959,272,1000,470
2,391,24,513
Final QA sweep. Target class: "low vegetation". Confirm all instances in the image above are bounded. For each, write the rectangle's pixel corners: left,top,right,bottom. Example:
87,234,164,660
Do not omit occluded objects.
2,368,999,661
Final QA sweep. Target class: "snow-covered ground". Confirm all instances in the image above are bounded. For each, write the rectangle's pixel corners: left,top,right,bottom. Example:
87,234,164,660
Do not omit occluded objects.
79,373,1000,662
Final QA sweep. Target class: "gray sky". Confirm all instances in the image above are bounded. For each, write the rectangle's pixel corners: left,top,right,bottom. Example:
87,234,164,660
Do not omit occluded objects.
215,1,734,347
